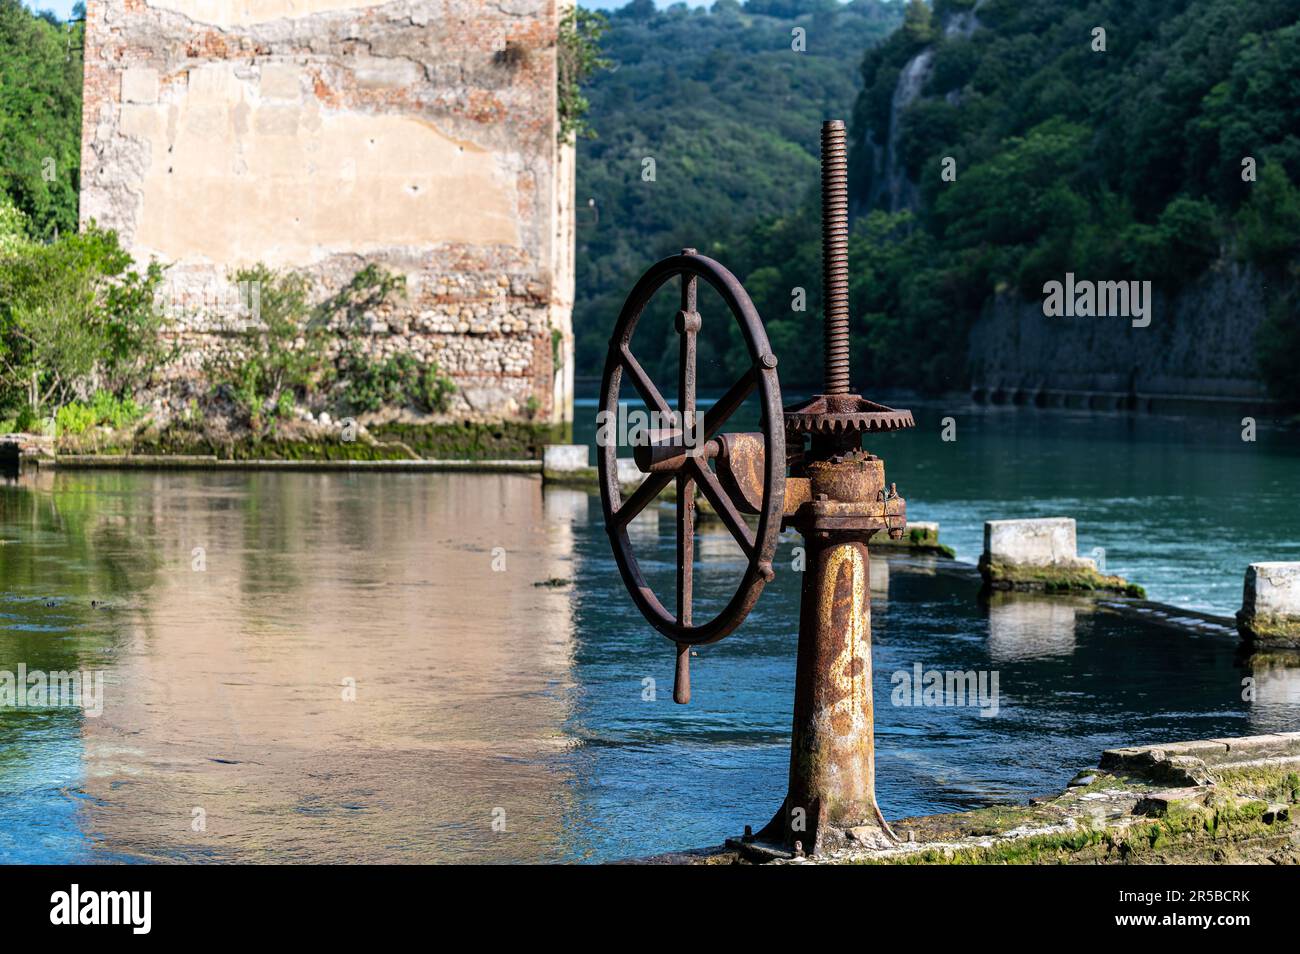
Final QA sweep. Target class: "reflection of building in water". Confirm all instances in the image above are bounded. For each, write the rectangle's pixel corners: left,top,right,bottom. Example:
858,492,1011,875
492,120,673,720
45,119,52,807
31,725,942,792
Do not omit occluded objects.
870,556,888,596
985,593,1081,662
75,472,579,862
1246,653,1300,733
626,501,662,546
696,521,747,563
543,487,588,526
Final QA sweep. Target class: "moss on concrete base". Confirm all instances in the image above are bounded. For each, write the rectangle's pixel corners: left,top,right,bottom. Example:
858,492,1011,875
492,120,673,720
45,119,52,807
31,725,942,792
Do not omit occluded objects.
1236,610,1300,648
661,733,1300,865
543,465,599,486
57,419,570,462
979,556,1145,598
871,523,956,558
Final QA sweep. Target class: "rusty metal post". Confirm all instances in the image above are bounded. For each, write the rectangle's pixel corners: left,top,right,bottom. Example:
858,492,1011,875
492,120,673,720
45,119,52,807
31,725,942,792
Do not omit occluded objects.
792,536,876,823
748,120,913,858
755,452,897,855
603,119,915,860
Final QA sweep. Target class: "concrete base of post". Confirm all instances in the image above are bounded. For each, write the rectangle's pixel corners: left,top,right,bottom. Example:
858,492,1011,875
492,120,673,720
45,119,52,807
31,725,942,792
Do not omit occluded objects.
978,517,1144,597
1237,563,1300,649
655,731,1300,864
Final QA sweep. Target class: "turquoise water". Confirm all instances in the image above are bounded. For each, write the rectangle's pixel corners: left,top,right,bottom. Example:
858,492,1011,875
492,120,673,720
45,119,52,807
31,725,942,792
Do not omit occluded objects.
0,403,1297,862
576,395,1300,615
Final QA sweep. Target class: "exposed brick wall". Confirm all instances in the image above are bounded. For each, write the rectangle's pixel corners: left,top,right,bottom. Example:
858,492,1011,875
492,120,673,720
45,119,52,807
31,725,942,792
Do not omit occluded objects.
80,0,575,423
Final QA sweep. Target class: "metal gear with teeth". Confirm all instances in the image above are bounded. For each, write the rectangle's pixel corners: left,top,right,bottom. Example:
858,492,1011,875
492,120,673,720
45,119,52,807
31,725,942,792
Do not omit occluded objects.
783,393,915,435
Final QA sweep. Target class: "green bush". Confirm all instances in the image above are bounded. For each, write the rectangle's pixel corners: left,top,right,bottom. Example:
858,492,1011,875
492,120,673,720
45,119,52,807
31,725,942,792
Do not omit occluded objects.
54,401,95,435
207,265,327,433
0,222,165,423
209,263,455,431
557,7,611,143
54,390,143,436
0,195,27,254
340,347,455,415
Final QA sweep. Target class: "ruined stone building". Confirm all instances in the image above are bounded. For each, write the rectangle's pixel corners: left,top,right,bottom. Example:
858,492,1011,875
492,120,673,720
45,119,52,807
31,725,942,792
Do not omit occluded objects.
79,0,575,424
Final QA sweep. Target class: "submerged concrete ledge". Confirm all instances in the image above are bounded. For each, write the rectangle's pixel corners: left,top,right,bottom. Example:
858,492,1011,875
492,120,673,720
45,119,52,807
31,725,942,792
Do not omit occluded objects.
649,732,1300,865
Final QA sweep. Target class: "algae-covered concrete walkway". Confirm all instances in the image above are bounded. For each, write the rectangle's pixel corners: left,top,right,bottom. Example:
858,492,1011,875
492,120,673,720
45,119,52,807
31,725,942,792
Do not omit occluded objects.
648,733,1300,865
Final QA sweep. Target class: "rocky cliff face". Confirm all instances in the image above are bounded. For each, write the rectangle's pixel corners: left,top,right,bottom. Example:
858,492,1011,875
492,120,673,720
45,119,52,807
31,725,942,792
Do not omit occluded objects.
968,261,1270,407
863,1,984,212
872,47,932,212
860,1,1270,406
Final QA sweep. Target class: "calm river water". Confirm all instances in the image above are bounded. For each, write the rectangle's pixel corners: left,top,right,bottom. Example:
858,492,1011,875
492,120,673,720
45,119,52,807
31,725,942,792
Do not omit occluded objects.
1,402,1298,863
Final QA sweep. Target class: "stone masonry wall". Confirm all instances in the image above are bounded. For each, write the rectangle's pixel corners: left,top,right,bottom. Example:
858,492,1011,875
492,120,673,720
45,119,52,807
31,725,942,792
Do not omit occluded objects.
80,0,575,423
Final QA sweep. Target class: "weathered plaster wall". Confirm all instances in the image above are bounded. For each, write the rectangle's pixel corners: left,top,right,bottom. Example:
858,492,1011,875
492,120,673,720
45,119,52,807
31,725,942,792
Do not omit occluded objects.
80,0,574,423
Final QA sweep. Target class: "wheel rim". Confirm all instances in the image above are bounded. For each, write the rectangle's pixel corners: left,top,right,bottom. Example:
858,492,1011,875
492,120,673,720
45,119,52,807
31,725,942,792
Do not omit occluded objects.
596,251,785,646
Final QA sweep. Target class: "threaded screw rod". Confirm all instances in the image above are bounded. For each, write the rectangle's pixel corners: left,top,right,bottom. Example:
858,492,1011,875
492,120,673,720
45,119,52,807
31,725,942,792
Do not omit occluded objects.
820,120,851,395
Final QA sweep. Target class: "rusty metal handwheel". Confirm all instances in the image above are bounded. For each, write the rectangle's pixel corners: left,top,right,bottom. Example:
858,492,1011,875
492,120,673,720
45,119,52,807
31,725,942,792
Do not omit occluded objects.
598,251,785,700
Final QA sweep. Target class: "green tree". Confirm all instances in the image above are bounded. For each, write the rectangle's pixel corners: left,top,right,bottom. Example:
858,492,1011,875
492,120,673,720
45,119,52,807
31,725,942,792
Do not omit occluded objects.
1236,163,1300,269
557,7,612,143
575,0,903,387
902,0,934,45
0,0,83,237
0,224,165,419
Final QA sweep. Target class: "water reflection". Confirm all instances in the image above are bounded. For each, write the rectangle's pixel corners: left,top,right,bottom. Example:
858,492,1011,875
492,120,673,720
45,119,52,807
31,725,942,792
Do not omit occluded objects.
985,592,1081,662
0,469,1297,863
1245,651,1300,733
3,471,585,863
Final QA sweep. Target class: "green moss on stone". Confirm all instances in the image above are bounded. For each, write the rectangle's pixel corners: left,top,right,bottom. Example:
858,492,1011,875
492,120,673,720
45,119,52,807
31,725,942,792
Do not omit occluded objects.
369,420,570,461
1237,611,1300,648
1212,767,1300,804
980,557,1144,598
61,419,571,462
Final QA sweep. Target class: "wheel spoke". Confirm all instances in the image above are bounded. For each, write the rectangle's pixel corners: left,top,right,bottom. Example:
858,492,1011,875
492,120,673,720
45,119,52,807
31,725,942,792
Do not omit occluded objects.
690,458,755,558
676,271,699,630
674,272,700,702
676,471,695,625
678,271,700,439
611,469,673,528
620,346,673,420
675,469,695,704
703,366,758,440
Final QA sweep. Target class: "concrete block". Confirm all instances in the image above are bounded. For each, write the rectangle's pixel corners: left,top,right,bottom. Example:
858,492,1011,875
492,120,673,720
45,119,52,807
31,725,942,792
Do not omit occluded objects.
980,517,1141,596
1133,787,1210,817
984,517,1085,567
542,444,588,472
120,68,159,105
616,458,642,487
1243,563,1300,617
1237,563,1300,647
